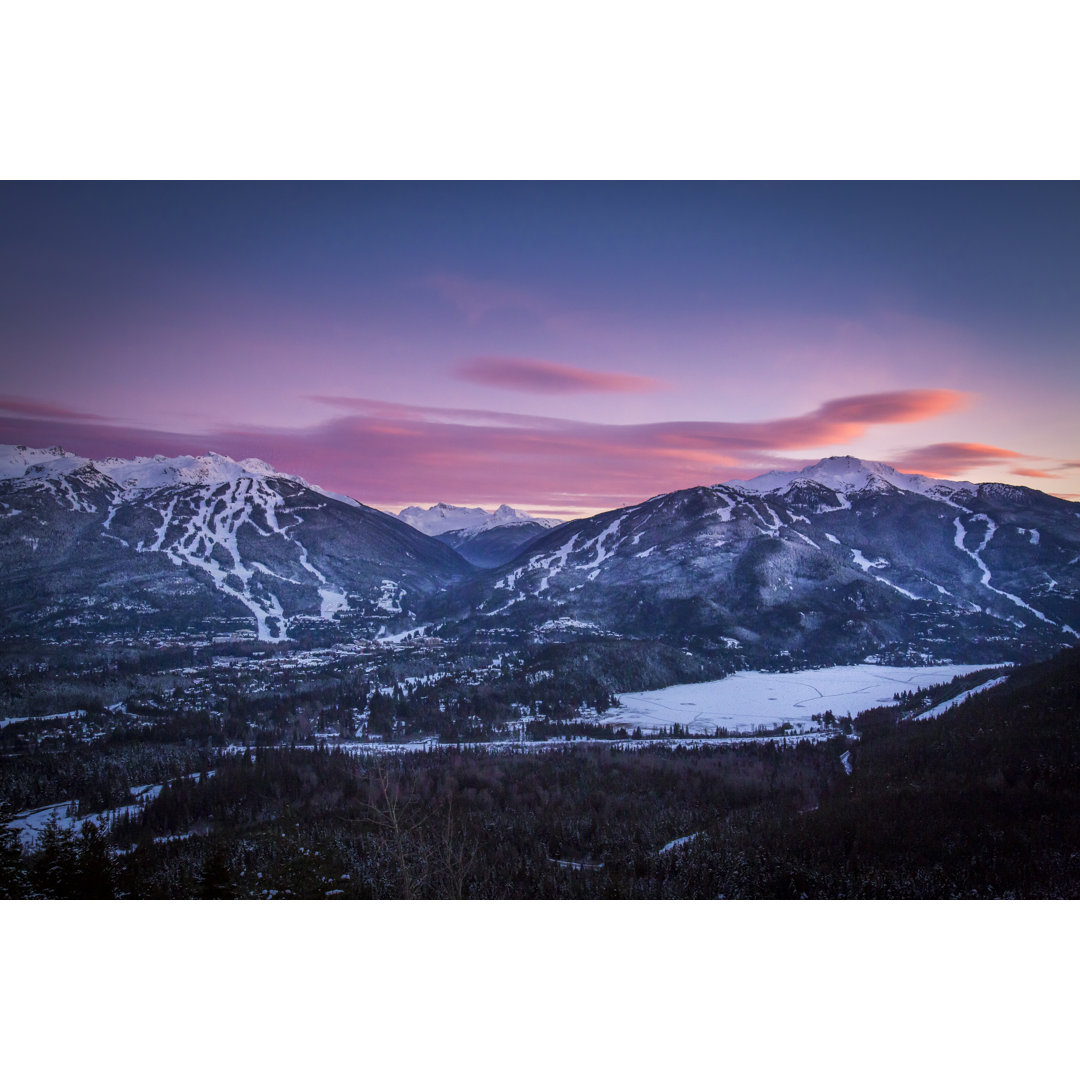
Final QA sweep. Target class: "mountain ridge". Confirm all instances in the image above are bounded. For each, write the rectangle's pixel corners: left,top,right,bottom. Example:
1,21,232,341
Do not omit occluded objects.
397,501,562,537
0,444,470,644
3,446,1077,665
434,455,1080,668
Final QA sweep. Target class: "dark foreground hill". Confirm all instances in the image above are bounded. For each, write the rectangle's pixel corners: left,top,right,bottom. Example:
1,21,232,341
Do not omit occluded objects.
774,644,1080,898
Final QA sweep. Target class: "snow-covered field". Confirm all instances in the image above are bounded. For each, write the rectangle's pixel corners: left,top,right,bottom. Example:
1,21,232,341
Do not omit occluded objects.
610,664,1000,734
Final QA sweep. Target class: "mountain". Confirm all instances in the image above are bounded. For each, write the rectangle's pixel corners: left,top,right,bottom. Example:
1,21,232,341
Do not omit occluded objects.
5,447,1078,666
734,456,977,499
0,445,470,644
397,503,563,568
440,456,1080,668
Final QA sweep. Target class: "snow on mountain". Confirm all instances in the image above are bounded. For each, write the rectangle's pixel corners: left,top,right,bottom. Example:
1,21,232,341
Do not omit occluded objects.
0,444,468,644
459,456,1080,667
5,444,1077,663
0,444,366,510
97,451,280,489
0,444,84,480
398,502,561,537
733,455,976,502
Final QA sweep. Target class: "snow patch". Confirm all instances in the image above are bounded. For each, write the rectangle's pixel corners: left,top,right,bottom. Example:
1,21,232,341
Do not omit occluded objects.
911,676,1010,721
659,833,700,854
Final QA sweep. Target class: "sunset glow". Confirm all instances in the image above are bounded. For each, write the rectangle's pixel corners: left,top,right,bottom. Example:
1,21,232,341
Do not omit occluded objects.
1,182,1077,515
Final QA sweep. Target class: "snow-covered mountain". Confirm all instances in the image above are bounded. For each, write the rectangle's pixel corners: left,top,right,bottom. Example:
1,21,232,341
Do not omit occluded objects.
4,446,1079,667
397,502,563,568
436,456,1080,668
398,502,561,537
0,445,469,643
733,455,976,501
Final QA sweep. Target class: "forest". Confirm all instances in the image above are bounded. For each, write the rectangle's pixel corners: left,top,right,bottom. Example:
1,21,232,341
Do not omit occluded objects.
2,646,1077,899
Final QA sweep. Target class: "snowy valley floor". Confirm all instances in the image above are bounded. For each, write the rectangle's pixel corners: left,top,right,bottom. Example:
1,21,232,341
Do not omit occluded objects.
609,663,1000,735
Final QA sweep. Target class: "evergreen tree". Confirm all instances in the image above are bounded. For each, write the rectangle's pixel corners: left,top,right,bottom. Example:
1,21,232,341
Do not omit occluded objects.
75,820,116,899
198,843,235,899
30,816,79,899
0,820,27,899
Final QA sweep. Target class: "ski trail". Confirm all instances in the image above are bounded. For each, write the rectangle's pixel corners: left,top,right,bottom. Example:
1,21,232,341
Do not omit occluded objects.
747,502,779,536
911,676,1010,720
580,515,627,578
709,490,735,522
497,528,585,597
815,490,851,513
60,476,90,512
536,531,582,593
659,833,700,854
101,491,129,547
144,478,352,637
140,496,177,552
851,548,919,600
141,479,286,641
274,499,351,619
953,515,1072,634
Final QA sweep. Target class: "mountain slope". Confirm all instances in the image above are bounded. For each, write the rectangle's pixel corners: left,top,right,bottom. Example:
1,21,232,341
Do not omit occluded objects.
0,446,471,643
437,520,554,568
441,456,1080,667
4,447,1078,664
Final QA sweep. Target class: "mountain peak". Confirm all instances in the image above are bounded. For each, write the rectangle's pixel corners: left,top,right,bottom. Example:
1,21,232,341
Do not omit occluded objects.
0,444,368,510
733,455,975,500
0,443,87,481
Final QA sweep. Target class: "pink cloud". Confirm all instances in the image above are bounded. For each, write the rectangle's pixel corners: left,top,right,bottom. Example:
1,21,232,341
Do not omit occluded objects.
0,395,106,421
816,390,968,426
0,388,970,513
456,356,666,394
894,441,1026,474
306,395,573,430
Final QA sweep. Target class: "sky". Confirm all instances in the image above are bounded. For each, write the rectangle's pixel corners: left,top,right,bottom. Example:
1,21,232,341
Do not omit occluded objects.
1,181,1077,518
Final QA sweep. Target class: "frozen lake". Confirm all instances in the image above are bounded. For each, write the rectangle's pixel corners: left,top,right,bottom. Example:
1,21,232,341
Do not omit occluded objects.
611,664,1000,734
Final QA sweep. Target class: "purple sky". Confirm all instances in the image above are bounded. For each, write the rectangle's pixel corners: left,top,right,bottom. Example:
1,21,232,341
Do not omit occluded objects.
1,182,1077,516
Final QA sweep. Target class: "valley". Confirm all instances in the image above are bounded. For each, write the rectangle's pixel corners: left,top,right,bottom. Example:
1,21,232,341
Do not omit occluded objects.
2,445,1079,899
3,642,1077,899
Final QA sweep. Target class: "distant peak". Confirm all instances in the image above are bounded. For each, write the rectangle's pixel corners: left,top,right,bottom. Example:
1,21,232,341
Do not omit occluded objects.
397,502,561,536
